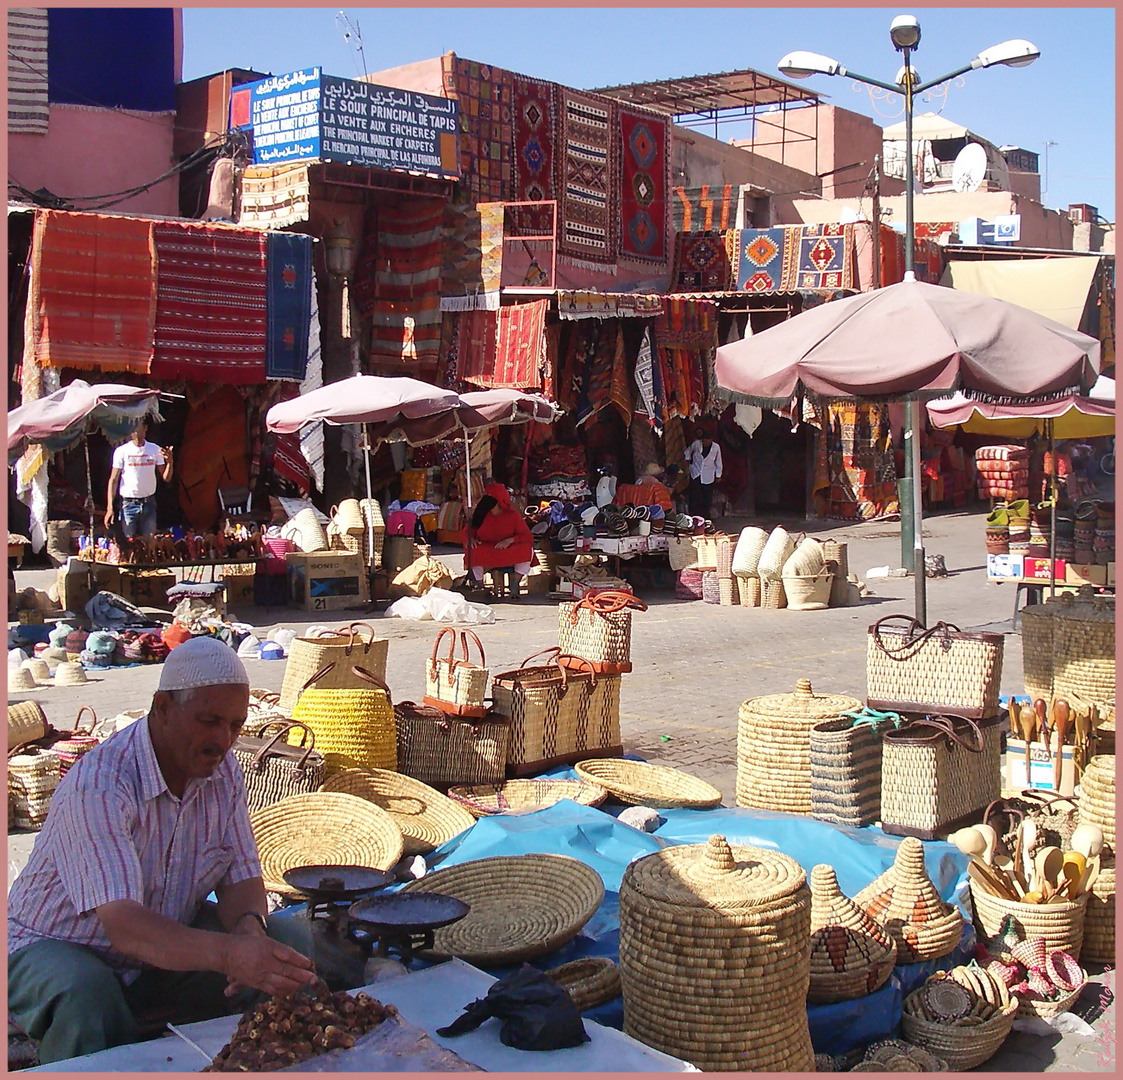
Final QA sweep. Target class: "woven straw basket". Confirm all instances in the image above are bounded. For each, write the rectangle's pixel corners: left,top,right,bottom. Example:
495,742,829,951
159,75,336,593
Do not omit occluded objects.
822,539,851,608
7,700,47,752
1022,594,1115,708
808,865,897,1003
447,778,608,818
360,498,386,568
278,624,390,713
718,576,737,606
249,792,404,894
1078,754,1115,852
574,758,722,809
738,575,761,607
809,716,887,828
619,836,814,1072
701,570,721,605
676,568,704,600
52,707,100,776
732,526,769,577
290,663,397,775
668,536,700,572
394,701,509,789
854,837,963,963
8,747,61,830
425,629,489,714
558,591,645,671
736,680,861,815
323,768,475,856
327,499,366,556
545,957,621,1011
399,854,604,966
783,537,825,578
783,568,833,611
901,971,1017,1070
757,527,796,582
1081,856,1115,966
281,507,328,553
969,884,1088,957
761,577,787,609
1016,981,1085,1020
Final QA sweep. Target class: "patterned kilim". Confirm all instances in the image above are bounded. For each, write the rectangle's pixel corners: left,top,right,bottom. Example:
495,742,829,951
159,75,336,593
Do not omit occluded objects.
791,224,854,290
816,401,900,522
151,222,267,384
458,299,548,389
672,185,735,233
510,74,557,235
556,88,618,268
443,54,514,202
8,8,49,133
652,299,718,419
672,232,731,291
265,232,313,380
734,227,791,292
619,107,671,264
353,204,380,319
370,199,446,368
31,209,157,374
440,200,505,310
879,226,943,285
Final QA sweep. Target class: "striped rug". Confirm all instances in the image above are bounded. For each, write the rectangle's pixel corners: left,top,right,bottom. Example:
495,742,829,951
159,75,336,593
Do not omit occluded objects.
8,9,48,133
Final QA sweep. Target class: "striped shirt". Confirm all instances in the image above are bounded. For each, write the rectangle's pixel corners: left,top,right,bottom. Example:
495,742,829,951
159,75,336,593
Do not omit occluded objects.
7,717,261,983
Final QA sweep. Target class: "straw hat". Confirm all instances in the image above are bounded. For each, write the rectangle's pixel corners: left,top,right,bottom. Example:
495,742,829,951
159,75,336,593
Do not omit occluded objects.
9,666,40,691
43,647,69,664
21,658,53,685
52,662,90,687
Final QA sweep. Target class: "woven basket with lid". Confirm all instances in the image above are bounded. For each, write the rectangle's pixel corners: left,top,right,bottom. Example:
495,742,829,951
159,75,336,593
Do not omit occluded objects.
853,837,963,963
1081,854,1115,967
1078,754,1115,852
1022,593,1115,707
808,864,897,1003
619,835,814,1072
736,679,861,814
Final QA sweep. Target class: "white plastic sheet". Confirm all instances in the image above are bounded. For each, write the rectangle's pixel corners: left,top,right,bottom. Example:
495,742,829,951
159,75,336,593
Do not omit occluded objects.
387,587,495,624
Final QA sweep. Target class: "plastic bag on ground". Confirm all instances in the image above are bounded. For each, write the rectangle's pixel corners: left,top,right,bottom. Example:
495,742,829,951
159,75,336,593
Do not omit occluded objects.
388,588,495,625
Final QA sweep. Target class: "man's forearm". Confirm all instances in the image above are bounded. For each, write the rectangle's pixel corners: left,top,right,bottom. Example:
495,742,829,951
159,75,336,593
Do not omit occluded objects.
97,900,230,975
216,876,269,934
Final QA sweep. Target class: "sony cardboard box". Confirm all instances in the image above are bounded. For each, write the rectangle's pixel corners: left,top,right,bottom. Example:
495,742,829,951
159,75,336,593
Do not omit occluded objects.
287,551,367,611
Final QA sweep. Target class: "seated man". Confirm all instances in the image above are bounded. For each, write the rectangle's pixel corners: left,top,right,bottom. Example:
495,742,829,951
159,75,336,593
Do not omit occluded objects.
7,637,316,1064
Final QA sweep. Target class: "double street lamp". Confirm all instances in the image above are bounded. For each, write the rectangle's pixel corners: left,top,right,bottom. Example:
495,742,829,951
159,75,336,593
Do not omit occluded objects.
778,17,1039,625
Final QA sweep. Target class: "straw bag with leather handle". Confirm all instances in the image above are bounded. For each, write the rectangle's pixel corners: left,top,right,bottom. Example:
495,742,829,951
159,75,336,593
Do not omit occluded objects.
558,591,647,673
867,615,1004,719
395,700,510,789
278,623,390,713
879,714,1003,839
289,662,397,775
492,648,622,776
425,629,490,717
52,707,100,776
233,719,326,815
7,701,48,753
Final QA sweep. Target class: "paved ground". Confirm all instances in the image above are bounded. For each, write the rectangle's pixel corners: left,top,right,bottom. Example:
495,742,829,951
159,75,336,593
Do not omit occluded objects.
8,508,1115,1070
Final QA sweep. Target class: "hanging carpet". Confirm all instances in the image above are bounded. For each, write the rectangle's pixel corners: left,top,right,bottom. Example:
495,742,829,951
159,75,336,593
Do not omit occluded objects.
30,210,157,374
732,225,855,292
818,401,900,522
458,299,548,390
176,385,249,531
510,73,557,236
440,200,505,310
442,54,514,203
150,221,267,384
618,106,671,265
265,232,313,380
672,184,735,233
671,232,731,291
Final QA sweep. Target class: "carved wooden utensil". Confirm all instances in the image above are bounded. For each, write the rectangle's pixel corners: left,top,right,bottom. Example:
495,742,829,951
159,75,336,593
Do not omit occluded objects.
1051,699,1072,792
1018,704,1038,784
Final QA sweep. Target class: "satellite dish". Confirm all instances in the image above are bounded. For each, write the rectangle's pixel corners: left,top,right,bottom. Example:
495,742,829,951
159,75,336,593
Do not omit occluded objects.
952,143,988,193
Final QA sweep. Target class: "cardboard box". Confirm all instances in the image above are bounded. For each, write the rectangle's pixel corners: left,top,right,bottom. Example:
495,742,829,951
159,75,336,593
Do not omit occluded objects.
986,553,1023,581
1022,557,1066,582
118,569,177,609
619,537,648,554
56,560,121,612
1066,563,1108,587
1108,562,1116,588
287,551,368,611
1005,736,1075,796
646,534,670,552
219,570,255,607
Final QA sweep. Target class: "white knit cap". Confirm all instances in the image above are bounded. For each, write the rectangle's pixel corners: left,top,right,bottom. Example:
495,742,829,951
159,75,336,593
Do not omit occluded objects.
158,636,250,692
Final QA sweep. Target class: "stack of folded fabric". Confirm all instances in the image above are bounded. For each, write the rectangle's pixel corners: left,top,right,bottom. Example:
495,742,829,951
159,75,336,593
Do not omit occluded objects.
1094,502,1115,566
1054,504,1076,563
975,446,1030,501
1029,503,1053,558
1074,502,1097,564
527,444,591,501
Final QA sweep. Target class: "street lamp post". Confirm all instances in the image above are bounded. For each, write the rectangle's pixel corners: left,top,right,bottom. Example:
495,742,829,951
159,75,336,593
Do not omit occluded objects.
779,19,1039,626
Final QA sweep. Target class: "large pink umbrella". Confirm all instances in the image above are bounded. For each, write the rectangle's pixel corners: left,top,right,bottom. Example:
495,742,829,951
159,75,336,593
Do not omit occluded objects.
8,379,162,453
714,279,1101,405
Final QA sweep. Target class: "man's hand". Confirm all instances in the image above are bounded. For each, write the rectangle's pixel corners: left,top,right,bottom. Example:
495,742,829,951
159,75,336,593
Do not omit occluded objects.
221,934,316,998
104,508,115,527
160,446,173,466
495,537,515,550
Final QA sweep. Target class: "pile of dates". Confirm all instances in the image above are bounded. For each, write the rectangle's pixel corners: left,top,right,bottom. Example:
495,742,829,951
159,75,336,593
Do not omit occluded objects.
205,982,396,1071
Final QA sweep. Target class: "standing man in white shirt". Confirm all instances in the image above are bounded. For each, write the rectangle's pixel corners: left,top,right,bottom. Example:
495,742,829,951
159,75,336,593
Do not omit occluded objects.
685,430,723,519
104,422,173,538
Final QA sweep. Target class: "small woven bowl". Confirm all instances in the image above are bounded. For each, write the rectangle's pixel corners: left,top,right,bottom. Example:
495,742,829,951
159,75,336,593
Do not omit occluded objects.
544,957,622,1011
574,758,722,809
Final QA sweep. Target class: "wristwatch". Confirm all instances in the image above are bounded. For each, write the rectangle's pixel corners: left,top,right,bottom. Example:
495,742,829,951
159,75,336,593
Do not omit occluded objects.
236,911,268,934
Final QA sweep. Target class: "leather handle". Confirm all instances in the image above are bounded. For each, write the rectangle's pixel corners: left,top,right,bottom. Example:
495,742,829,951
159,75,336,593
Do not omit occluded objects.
335,622,376,655
351,665,392,707
250,719,317,770
458,630,486,668
73,706,97,735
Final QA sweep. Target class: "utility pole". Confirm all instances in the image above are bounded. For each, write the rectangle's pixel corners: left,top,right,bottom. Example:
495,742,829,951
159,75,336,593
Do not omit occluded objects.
871,155,883,289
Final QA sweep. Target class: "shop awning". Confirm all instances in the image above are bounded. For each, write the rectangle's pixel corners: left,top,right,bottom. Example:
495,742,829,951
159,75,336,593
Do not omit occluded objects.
940,257,1100,331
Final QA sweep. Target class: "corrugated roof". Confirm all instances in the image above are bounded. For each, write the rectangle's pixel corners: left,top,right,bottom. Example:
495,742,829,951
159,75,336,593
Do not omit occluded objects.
591,68,822,117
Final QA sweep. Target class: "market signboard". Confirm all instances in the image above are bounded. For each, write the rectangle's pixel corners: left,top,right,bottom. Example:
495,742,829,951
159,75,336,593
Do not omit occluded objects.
230,67,459,180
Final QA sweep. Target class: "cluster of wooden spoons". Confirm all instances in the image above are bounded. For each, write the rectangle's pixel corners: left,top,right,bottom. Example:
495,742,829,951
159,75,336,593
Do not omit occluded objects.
952,820,1103,904
1009,696,1101,787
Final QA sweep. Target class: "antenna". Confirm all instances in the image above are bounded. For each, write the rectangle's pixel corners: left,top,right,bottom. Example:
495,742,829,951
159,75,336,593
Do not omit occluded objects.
335,10,368,79
951,143,987,194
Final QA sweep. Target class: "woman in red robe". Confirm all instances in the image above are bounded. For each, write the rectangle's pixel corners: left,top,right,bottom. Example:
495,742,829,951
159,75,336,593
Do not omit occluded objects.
464,483,534,583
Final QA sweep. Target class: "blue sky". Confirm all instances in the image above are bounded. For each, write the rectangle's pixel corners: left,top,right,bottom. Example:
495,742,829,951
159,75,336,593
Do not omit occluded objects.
182,6,1115,220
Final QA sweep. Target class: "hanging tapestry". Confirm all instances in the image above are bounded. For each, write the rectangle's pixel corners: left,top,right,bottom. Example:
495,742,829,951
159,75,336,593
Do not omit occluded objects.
353,203,380,319
458,299,548,390
608,322,634,426
510,73,557,236
440,200,505,311
270,431,311,494
633,324,662,434
819,400,900,522
878,226,942,286
556,88,618,268
370,198,445,368
542,319,561,402
237,164,312,230
442,53,513,202
582,321,616,425
31,209,157,374
790,223,854,290
8,8,49,133
652,299,718,420
671,232,731,291
265,232,313,380
734,227,790,292
672,185,735,233
618,107,671,264
914,222,955,242
150,221,267,383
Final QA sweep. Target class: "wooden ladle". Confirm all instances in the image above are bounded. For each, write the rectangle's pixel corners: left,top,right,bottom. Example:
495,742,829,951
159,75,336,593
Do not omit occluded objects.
1070,823,1105,860
1034,846,1064,894
974,823,999,866
1018,704,1038,783
1051,699,1072,791
949,827,987,860
1059,852,1086,900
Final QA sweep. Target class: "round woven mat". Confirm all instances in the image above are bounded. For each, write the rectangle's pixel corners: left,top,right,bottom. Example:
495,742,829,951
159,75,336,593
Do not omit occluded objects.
250,792,404,894
323,768,475,855
447,778,608,818
399,854,604,965
574,758,722,809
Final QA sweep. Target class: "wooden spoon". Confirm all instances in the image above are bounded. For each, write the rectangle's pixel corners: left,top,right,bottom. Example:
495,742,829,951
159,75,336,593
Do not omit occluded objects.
1008,697,1020,738
1059,852,1086,900
994,853,1026,898
1074,853,1102,897
949,827,987,860
1070,823,1104,860
975,823,999,867
1035,697,1050,746
1052,699,1072,792
1034,846,1064,893
1018,704,1038,784
967,857,1019,902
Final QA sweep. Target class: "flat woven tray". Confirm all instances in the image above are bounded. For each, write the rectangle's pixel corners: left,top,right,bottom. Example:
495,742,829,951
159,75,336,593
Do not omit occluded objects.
249,792,404,894
447,778,608,818
574,758,722,809
399,854,604,966
323,768,476,856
